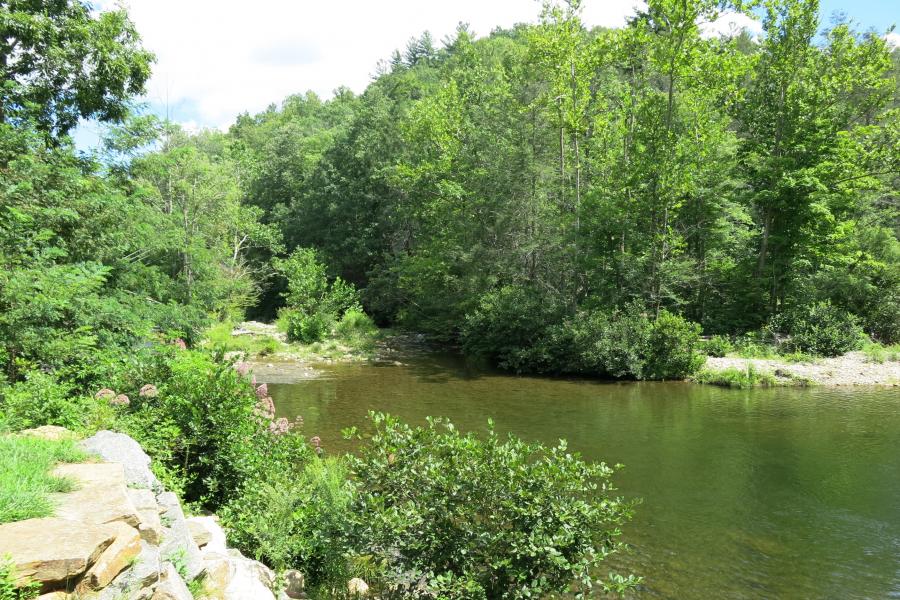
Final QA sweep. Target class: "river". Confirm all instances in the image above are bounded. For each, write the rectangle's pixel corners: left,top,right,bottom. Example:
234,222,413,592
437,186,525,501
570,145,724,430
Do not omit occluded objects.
265,349,900,599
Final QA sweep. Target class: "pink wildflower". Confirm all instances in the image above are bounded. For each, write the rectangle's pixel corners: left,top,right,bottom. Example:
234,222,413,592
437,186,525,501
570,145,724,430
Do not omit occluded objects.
255,383,268,400
254,396,275,421
95,388,116,400
111,394,130,406
173,338,187,350
235,362,250,378
139,384,158,398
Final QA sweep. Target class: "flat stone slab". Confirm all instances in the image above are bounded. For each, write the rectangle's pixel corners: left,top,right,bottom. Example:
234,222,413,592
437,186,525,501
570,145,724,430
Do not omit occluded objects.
51,463,141,528
81,431,162,492
0,517,118,587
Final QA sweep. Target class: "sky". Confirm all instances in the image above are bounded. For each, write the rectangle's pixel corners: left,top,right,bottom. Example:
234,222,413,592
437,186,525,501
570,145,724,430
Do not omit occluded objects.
75,0,899,148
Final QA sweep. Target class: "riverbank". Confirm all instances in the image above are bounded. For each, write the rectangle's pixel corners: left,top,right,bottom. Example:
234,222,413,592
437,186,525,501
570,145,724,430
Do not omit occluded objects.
703,352,900,386
217,322,900,387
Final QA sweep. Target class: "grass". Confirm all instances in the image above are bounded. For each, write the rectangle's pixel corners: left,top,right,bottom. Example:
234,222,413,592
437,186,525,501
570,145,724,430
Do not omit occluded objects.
862,342,900,364
203,312,384,363
693,365,778,389
0,435,88,524
202,321,284,357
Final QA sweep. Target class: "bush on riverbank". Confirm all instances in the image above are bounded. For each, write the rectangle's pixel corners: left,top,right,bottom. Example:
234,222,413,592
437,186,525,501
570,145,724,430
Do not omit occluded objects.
344,414,639,599
462,290,704,380
770,302,863,357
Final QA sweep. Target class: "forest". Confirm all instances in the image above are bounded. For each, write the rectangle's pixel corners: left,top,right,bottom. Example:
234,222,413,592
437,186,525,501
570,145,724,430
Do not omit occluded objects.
1,0,899,597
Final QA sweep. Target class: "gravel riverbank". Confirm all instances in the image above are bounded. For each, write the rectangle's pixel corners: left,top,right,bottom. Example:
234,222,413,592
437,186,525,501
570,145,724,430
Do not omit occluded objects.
704,352,900,386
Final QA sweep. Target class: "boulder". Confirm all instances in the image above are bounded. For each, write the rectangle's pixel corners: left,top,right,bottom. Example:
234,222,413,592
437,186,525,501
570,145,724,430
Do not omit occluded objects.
150,563,192,600
283,569,305,598
157,492,205,582
186,520,211,548
75,522,141,593
0,517,117,588
202,552,275,600
128,488,163,545
18,425,76,441
348,578,369,596
93,541,162,600
81,431,161,492
51,463,140,528
186,516,226,553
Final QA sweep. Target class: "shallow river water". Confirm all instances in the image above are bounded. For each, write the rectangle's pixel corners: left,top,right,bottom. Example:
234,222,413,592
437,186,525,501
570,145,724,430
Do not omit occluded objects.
266,350,900,599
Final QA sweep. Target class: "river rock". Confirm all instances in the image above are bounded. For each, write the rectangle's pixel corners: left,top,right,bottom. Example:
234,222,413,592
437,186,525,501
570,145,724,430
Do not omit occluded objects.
75,522,141,593
0,517,117,587
128,488,163,544
202,552,275,600
81,431,162,492
157,492,205,582
51,463,140,527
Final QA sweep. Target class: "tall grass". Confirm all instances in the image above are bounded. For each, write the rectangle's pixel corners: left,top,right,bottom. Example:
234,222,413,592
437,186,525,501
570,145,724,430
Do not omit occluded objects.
862,342,900,364
693,365,777,389
0,436,87,524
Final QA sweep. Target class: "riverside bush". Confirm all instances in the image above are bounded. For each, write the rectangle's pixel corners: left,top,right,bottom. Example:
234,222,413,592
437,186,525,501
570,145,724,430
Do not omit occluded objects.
221,457,355,589
463,292,704,380
775,302,863,357
345,413,639,599
645,311,705,379
702,335,733,357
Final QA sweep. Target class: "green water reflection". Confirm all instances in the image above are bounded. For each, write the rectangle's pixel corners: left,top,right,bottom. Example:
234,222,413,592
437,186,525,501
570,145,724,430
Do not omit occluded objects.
267,352,900,599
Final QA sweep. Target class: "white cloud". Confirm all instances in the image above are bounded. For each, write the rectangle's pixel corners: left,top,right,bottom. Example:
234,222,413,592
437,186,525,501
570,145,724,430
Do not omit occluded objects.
700,11,763,39
886,31,900,49
108,0,642,130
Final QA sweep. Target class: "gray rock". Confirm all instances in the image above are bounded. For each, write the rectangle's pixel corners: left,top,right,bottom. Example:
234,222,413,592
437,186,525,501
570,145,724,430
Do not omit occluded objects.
157,492,205,582
151,563,192,600
95,541,162,600
283,569,305,598
81,431,162,492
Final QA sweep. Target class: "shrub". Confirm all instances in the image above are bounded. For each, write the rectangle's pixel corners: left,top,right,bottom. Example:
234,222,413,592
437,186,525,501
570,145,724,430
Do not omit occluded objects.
461,285,564,370
282,309,332,344
222,456,355,590
346,414,638,599
0,372,87,431
775,302,863,357
645,311,705,379
594,305,652,379
702,335,733,357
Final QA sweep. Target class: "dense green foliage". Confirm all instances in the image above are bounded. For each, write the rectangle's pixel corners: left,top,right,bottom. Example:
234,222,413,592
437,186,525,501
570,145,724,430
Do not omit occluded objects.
274,248,362,343
771,301,864,357
345,414,637,599
1,0,898,596
224,0,899,371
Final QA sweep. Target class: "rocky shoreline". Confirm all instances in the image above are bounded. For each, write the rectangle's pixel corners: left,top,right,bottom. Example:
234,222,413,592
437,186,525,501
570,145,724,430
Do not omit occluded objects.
0,427,307,600
704,352,900,386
